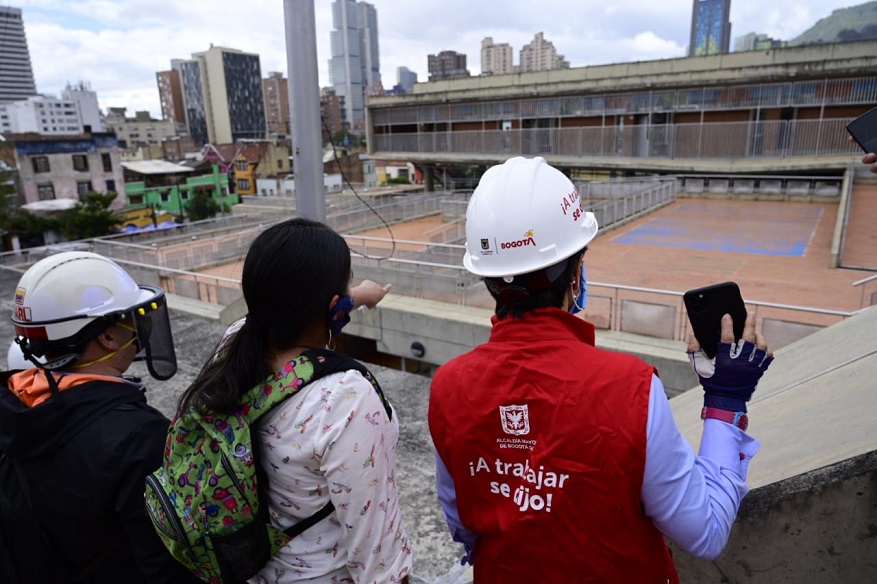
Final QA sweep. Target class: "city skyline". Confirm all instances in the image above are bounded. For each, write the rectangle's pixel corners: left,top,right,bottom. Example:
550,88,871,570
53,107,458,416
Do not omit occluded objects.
9,0,863,118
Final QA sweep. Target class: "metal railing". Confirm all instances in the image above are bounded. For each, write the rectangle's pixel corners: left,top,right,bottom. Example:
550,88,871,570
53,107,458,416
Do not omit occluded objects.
853,274,877,310
372,119,860,161
0,233,859,352
583,179,676,230
371,76,877,125
0,180,864,350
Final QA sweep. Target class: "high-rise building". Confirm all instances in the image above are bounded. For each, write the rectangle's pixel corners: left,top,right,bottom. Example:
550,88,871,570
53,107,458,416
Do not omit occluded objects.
427,51,470,81
358,2,380,90
0,7,37,103
156,60,186,129
519,32,569,73
689,0,732,57
329,0,380,132
320,87,347,139
177,46,266,146
395,67,418,94
481,37,514,75
263,72,290,137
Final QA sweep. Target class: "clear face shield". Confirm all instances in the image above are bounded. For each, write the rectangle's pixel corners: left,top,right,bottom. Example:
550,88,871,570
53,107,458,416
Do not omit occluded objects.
130,286,177,380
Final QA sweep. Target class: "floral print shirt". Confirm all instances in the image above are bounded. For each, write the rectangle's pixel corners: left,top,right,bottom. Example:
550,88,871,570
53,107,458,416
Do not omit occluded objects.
249,368,412,584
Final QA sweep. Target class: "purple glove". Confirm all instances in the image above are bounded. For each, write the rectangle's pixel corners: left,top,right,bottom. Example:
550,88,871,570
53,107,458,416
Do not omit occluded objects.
688,339,774,412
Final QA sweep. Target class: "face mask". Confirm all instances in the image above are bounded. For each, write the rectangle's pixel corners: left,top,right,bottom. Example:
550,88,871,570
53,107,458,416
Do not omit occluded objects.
569,268,587,314
329,295,356,339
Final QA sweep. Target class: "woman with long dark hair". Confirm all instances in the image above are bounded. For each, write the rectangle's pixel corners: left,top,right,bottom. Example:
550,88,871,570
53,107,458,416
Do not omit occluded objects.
177,218,412,583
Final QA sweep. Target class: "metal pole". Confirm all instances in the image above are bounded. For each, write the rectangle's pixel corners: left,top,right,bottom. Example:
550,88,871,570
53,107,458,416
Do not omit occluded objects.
284,0,326,222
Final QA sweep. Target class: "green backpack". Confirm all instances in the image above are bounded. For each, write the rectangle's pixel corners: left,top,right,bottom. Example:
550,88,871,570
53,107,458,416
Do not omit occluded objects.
144,349,391,584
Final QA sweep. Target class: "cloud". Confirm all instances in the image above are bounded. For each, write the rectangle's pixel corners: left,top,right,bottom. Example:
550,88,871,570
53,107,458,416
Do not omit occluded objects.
15,0,861,118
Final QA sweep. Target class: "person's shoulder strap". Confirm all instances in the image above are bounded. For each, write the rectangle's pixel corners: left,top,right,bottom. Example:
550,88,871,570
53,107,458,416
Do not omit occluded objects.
233,350,391,426
301,349,392,420
273,351,391,538
280,501,336,539
233,353,322,424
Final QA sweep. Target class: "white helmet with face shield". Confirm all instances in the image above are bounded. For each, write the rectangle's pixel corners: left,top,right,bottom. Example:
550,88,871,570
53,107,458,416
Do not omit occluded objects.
10,251,177,379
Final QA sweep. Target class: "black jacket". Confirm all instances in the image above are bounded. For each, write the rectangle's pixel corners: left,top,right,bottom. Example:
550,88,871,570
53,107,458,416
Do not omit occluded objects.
0,371,194,583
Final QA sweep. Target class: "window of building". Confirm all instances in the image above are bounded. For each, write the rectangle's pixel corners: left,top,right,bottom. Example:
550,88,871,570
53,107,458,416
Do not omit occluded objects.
236,160,249,171
129,194,144,205
238,179,251,191
72,154,89,172
160,191,170,203
76,181,92,199
277,159,283,169
32,156,50,173
180,190,189,200
37,184,55,200
101,153,112,172
105,180,116,193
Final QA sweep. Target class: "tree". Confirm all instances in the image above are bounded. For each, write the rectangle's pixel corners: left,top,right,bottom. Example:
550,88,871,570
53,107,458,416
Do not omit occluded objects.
185,189,219,222
58,192,121,240
330,129,363,149
0,170,16,233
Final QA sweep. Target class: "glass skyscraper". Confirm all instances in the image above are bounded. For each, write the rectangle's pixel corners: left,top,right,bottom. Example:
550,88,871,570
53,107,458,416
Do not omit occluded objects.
689,0,732,57
329,0,380,131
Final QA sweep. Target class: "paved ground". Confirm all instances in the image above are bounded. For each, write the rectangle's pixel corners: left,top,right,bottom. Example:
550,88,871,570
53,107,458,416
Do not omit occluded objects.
358,195,874,313
204,190,877,318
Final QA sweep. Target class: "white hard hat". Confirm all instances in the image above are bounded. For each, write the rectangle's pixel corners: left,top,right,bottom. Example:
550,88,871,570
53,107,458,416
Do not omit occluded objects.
463,157,598,278
12,251,154,344
6,339,40,369
11,251,177,378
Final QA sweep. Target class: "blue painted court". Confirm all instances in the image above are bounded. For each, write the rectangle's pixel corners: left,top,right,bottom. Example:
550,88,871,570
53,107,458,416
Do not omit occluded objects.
611,201,823,257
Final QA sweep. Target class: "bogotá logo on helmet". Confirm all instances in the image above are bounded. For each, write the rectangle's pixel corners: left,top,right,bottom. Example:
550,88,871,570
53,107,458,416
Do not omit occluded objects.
499,404,530,435
500,230,535,250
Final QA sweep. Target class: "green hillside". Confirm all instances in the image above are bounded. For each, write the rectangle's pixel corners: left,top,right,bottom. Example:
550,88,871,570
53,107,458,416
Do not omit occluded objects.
790,1,877,45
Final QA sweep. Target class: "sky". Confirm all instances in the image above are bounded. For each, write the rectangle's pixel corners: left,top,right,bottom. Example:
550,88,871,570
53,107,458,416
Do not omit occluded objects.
8,0,865,118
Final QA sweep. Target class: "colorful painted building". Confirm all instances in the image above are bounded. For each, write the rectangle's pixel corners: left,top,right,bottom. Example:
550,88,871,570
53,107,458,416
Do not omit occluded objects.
121,159,233,219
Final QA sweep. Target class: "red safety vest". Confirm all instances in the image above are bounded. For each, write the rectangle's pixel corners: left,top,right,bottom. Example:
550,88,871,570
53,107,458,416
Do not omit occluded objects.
429,308,679,583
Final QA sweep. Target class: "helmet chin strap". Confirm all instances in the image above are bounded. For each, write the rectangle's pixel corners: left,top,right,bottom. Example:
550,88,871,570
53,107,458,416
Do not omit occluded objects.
71,324,137,371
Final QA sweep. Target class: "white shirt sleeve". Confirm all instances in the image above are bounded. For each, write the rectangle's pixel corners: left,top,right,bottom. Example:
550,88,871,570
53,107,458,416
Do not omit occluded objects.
641,374,759,560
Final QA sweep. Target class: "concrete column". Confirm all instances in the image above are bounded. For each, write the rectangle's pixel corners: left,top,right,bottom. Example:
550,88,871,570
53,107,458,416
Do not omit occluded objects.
425,165,435,192
284,0,326,222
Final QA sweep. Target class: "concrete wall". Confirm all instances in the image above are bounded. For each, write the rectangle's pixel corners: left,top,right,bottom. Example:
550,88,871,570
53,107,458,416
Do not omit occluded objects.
671,451,877,583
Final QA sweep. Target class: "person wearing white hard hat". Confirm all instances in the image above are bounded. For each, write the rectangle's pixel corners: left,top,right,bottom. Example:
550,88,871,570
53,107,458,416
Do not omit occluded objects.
5,339,40,370
0,252,195,583
428,157,774,582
